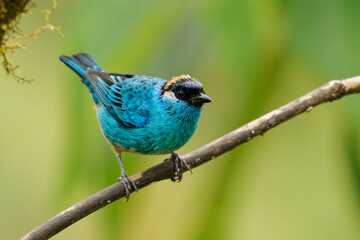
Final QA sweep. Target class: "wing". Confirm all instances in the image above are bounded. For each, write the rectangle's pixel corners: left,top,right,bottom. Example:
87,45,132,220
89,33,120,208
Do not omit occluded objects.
85,71,153,128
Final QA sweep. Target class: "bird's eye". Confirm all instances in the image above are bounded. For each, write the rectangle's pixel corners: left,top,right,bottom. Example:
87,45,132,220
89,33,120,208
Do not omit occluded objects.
175,89,185,99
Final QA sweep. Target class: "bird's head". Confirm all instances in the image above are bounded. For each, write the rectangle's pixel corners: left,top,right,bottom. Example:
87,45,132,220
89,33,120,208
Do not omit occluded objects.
162,75,212,107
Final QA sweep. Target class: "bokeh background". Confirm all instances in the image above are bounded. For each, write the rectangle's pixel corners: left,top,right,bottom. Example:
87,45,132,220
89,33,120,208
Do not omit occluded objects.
1,0,360,239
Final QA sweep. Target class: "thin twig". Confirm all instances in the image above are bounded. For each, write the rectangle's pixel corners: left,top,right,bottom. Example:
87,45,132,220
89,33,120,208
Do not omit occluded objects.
19,76,360,240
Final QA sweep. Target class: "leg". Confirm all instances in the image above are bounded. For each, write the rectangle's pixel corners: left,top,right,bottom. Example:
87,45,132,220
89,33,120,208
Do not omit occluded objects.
170,152,192,182
115,152,138,201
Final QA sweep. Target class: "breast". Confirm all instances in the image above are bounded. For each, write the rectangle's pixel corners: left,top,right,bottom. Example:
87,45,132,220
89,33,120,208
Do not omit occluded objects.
141,101,203,154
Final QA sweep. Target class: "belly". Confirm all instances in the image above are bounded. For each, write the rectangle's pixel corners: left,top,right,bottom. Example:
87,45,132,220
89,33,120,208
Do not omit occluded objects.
96,106,201,155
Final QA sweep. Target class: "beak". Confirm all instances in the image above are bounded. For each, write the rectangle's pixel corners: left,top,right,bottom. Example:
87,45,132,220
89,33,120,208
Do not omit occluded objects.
193,93,212,104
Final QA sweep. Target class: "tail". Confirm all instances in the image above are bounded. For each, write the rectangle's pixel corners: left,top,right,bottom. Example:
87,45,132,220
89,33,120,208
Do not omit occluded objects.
60,53,105,104
60,53,105,79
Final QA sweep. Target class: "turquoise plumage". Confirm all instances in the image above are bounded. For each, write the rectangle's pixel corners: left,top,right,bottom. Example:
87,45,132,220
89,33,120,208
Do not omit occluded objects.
60,53,211,199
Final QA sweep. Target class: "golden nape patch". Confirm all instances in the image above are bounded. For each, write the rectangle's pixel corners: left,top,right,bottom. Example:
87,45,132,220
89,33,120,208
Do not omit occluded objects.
163,74,193,90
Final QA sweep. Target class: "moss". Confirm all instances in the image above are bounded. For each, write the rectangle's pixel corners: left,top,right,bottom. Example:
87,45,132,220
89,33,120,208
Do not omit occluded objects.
0,0,31,37
0,0,62,83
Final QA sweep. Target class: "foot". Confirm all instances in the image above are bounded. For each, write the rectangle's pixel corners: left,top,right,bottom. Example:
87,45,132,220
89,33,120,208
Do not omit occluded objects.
170,152,192,182
117,173,138,201
115,152,138,201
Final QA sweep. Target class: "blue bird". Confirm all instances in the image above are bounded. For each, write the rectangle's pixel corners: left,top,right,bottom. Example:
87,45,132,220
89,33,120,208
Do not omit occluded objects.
60,53,211,199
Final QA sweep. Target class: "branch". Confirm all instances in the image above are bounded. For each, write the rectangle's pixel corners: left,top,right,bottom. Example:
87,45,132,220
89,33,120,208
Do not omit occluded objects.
19,76,360,240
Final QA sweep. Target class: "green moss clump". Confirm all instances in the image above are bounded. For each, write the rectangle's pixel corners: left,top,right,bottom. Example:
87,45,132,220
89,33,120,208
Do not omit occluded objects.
0,0,62,83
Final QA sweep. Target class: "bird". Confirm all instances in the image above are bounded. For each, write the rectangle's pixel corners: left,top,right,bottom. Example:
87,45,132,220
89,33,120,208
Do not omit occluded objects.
60,53,212,200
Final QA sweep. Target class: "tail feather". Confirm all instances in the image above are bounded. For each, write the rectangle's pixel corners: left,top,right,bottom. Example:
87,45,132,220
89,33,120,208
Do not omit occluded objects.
60,53,105,105
60,53,105,79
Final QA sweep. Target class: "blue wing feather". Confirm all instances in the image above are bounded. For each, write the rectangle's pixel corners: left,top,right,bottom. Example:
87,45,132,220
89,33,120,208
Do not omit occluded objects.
86,72,156,129
109,76,156,128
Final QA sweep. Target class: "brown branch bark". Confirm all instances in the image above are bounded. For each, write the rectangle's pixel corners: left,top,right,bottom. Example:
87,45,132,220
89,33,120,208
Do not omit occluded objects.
19,76,360,240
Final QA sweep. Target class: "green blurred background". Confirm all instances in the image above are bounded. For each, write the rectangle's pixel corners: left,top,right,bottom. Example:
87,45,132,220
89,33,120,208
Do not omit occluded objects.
1,0,360,239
